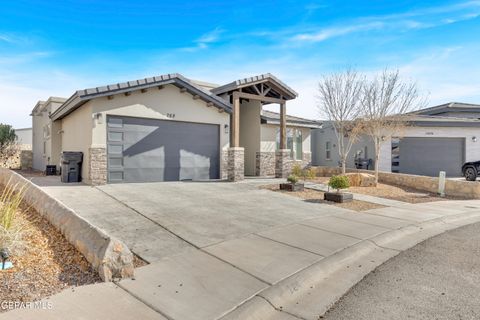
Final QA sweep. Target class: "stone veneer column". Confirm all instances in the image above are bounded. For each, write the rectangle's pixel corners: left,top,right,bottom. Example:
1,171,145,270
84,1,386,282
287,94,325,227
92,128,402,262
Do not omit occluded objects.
255,151,276,176
89,147,107,185
228,147,244,181
221,149,229,180
275,149,291,178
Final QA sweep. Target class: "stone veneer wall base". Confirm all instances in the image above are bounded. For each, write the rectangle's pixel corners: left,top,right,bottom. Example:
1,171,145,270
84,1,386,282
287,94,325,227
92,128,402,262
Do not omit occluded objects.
89,147,107,185
228,147,245,181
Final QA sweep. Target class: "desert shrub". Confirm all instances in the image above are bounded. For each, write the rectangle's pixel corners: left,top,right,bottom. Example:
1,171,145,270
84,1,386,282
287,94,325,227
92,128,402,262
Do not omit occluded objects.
328,175,350,192
302,167,317,180
0,180,27,256
287,175,299,184
291,164,303,177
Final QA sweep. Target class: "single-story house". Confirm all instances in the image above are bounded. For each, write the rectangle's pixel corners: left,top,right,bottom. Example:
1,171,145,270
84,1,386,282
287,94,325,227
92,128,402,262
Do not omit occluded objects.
31,73,320,184
14,127,33,150
312,102,480,177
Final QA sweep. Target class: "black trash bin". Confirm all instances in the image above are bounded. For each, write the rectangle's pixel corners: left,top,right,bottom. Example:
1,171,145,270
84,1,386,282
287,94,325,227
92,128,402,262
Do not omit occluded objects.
355,158,373,170
45,165,57,176
61,152,83,183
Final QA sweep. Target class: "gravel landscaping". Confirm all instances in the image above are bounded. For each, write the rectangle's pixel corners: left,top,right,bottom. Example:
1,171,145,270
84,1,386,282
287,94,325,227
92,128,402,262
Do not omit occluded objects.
262,184,385,211
311,177,463,203
0,188,100,309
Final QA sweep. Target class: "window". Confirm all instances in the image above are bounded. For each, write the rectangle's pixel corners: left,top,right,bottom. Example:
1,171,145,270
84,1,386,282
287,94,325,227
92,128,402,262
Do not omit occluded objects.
326,141,331,160
43,124,51,139
276,128,303,159
295,130,303,160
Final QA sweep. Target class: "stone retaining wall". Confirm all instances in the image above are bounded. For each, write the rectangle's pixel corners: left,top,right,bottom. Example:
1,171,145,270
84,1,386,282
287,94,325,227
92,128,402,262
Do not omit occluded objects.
312,165,480,199
20,150,33,170
0,169,134,281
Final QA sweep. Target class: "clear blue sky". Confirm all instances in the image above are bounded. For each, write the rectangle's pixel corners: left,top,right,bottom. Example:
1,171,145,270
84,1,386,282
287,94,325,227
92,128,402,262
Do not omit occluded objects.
1,1,479,128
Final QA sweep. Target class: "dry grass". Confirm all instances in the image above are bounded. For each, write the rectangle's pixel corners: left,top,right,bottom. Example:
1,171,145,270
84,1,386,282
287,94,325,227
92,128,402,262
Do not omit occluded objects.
262,184,385,212
0,186,100,307
310,176,462,204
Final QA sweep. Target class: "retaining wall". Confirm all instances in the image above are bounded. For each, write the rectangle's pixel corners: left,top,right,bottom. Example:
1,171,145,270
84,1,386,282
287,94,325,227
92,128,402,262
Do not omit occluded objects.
312,166,480,199
0,169,134,281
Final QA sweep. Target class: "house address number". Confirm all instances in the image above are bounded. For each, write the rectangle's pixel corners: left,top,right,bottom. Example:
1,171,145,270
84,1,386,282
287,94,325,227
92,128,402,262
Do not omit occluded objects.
167,113,176,119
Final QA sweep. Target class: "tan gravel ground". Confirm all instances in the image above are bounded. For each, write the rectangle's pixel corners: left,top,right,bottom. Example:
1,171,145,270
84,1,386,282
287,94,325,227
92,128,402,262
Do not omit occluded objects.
311,177,464,203
262,184,385,212
0,192,101,309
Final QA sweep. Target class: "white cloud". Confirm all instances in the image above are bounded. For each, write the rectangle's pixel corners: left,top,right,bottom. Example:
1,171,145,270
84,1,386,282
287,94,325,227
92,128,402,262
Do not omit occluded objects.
293,22,384,42
181,27,224,52
290,1,480,43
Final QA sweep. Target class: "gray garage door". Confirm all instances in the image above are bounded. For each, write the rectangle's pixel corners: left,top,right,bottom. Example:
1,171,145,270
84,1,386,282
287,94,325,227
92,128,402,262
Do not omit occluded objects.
107,116,220,183
398,137,464,177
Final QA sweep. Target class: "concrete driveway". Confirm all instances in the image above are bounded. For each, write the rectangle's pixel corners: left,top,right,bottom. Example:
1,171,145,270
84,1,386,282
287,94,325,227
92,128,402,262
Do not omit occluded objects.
33,177,351,263
11,175,480,320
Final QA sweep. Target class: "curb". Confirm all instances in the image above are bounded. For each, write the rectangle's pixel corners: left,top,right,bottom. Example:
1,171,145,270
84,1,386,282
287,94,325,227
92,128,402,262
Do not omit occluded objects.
220,210,480,320
0,169,134,282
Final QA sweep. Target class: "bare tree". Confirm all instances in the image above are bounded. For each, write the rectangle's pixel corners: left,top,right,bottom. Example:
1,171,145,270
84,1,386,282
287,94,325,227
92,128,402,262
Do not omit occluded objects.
360,69,427,185
317,69,364,174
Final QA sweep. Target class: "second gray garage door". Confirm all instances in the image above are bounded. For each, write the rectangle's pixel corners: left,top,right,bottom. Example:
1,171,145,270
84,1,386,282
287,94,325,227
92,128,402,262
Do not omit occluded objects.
398,137,465,177
107,116,220,183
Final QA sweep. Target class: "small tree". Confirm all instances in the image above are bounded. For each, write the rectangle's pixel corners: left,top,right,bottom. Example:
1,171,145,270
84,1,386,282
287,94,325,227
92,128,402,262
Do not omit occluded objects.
328,175,350,192
0,124,16,150
360,69,426,186
0,125,18,168
317,69,364,174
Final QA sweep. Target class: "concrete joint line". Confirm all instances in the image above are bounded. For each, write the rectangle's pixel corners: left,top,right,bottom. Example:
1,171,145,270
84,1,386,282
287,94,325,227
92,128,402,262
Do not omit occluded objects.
332,214,415,230
116,283,174,320
96,189,275,290
243,215,480,320
296,222,366,241
365,239,401,252
255,233,327,257
256,295,307,320
202,249,271,286
95,187,199,250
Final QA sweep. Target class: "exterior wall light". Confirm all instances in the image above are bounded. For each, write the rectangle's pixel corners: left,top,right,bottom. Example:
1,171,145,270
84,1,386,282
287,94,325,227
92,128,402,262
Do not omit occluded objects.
473,136,477,142
224,124,229,134
93,113,104,124
381,136,386,141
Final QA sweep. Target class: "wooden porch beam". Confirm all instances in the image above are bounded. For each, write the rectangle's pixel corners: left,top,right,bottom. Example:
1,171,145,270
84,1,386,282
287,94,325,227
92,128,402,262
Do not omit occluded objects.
280,102,287,149
232,91,285,104
232,96,240,147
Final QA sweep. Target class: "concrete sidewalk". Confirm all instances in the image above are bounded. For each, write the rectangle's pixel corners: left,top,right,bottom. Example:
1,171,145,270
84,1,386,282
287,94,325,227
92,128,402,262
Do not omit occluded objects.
2,198,480,320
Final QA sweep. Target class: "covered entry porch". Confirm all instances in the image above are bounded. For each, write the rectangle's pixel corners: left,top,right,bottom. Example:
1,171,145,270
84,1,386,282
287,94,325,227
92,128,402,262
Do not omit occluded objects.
212,74,298,181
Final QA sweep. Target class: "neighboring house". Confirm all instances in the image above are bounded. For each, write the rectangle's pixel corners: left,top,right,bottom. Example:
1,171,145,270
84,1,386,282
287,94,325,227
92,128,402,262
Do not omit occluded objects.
312,102,480,177
31,73,319,184
14,127,33,149
31,97,67,171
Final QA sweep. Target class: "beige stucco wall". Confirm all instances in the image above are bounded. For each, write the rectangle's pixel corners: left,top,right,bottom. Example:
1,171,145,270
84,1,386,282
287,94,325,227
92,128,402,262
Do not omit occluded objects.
87,84,230,179
32,103,48,171
61,104,93,182
260,124,312,154
90,85,230,148
239,100,261,176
